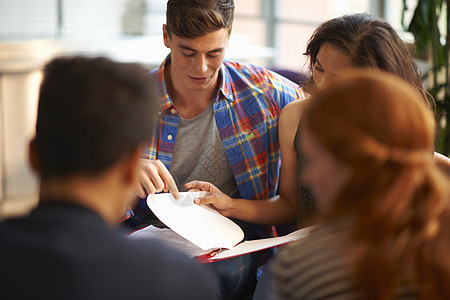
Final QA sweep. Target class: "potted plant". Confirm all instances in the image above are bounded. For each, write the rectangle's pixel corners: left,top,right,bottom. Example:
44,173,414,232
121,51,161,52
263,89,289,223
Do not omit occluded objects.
402,0,450,155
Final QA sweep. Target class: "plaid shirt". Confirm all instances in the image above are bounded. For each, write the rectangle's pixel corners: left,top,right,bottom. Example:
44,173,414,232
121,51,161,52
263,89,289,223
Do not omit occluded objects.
131,56,307,236
147,55,306,197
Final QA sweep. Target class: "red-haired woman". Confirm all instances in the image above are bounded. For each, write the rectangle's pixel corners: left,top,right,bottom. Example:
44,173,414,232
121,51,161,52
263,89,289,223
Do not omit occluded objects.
270,71,450,299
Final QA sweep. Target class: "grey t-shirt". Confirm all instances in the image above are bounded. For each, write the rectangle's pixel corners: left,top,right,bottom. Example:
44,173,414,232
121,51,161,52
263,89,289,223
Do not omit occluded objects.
170,100,240,198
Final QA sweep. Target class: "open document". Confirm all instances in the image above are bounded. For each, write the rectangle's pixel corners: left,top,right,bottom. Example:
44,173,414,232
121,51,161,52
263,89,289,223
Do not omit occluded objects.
147,191,244,250
128,192,314,262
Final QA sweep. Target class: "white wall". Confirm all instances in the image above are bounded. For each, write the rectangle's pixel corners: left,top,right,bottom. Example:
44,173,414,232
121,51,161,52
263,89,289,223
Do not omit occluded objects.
0,70,41,197
0,39,61,221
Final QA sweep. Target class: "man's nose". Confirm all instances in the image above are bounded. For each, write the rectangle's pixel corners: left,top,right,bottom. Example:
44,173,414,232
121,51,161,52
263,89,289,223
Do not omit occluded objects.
194,55,208,73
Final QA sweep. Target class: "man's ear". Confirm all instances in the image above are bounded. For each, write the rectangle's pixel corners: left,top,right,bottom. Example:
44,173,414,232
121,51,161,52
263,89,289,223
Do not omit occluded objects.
122,147,142,185
28,137,41,173
162,24,171,48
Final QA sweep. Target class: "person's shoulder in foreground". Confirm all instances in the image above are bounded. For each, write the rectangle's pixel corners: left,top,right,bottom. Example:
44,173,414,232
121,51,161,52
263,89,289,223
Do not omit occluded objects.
252,220,350,300
0,55,218,300
269,219,357,299
0,202,219,300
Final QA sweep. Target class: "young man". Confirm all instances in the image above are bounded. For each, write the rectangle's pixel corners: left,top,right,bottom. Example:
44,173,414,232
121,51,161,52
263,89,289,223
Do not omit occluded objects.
126,1,307,299
0,56,218,300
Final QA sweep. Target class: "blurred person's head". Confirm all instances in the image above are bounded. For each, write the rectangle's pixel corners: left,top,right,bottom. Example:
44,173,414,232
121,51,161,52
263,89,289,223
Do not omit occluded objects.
304,13,427,103
301,70,450,299
162,0,234,94
30,56,156,222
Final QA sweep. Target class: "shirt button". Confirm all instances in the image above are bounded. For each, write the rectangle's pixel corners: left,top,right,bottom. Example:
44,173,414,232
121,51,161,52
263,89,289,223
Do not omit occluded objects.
170,108,176,114
167,135,173,141
158,111,161,115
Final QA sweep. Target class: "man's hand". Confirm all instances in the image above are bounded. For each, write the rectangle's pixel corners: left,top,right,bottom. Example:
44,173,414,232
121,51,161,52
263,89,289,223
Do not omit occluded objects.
136,159,179,199
185,181,235,217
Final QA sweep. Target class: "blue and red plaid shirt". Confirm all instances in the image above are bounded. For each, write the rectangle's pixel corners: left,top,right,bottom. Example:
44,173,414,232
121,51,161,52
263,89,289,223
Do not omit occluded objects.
131,55,307,236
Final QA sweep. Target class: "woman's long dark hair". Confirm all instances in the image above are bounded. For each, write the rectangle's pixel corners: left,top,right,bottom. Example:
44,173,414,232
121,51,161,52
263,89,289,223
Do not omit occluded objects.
304,13,429,105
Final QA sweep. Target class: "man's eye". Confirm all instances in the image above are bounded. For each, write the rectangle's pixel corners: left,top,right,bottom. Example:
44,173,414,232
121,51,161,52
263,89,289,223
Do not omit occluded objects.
182,51,195,57
207,52,220,58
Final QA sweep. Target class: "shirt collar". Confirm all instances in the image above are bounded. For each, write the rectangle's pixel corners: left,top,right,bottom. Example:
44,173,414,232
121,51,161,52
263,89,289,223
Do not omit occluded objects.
218,61,235,102
157,54,174,113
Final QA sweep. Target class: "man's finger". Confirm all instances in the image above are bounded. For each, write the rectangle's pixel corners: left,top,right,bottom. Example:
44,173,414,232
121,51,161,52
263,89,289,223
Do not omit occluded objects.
158,168,179,199
166,179,179,199
135,183,146,198
147,171,165,192
139,171,157,194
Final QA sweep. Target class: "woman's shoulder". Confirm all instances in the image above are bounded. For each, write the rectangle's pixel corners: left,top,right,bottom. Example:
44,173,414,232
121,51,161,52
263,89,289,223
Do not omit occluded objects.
280,98,310,130
275,219,353,267
270,221,354,298
282,97,310,116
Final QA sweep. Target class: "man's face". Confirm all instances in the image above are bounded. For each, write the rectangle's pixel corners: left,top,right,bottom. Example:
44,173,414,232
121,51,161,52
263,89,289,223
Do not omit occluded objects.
163,26,229,92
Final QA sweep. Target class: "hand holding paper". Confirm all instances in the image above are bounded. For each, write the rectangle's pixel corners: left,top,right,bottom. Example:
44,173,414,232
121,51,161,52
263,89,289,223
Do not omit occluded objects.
135,191,314,262
147,192,244,251
185,181,235,217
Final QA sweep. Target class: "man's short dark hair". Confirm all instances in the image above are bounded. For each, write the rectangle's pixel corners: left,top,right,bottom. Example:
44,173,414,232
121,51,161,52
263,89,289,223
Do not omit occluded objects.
35,56,156,178
166,0,235,38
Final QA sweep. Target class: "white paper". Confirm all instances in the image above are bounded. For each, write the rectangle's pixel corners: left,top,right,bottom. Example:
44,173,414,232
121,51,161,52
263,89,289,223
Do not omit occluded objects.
147,192,244,251
209,226,314,261
129,225,205,257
